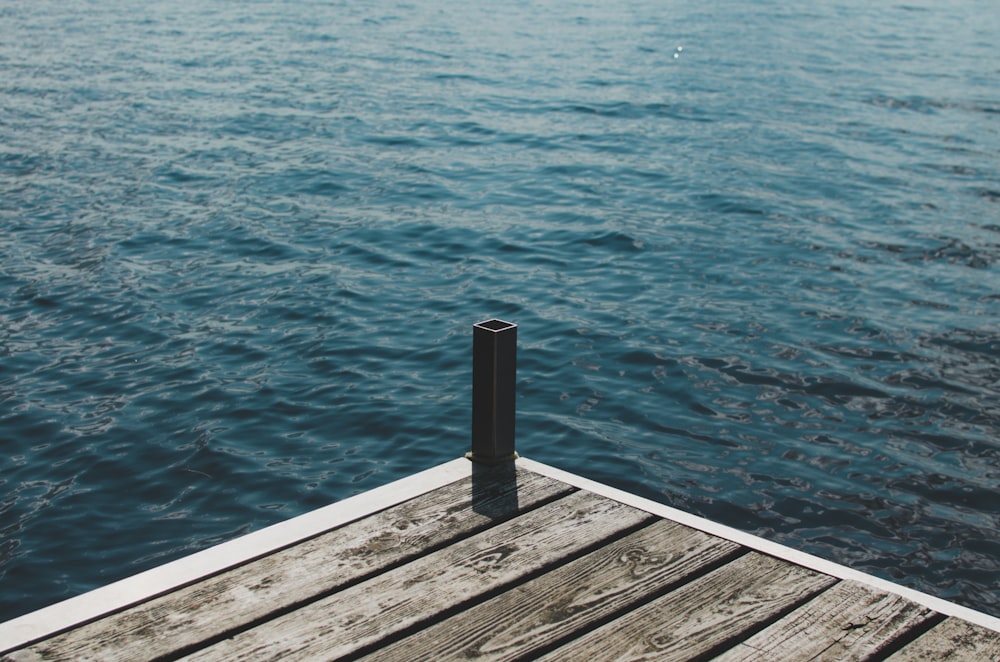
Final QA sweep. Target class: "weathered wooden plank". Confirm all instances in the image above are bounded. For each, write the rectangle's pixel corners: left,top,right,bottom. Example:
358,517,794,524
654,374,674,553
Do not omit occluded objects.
182,490,655,661
885,617,1000,661
0,458,476,655
7,457,998,662
520,459,1000,636
537,551,838,662
6,466,571,662
360,518,744,661
712,579,937,661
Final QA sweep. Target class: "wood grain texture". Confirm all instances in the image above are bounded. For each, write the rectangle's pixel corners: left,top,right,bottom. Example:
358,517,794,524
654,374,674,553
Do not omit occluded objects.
538,551,838,662
181,490,653,661
7,461,998,662
361,519,743,661
885,617,1000,661
712,579,937,661
6,466,570,662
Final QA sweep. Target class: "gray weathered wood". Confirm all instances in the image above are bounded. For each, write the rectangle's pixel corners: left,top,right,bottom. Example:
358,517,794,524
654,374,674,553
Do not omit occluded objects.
6,460,999,662
361,519,743,661
7,467,571,662
182,490,654,661
712,579,937,661
885,617,1000,661
537,551,838,662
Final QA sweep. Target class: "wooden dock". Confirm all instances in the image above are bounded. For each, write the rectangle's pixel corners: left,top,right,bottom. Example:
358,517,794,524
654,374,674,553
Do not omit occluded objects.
2,457,999,661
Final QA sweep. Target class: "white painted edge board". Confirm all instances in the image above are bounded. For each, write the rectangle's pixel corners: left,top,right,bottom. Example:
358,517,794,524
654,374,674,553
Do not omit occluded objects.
0,458,472,653
517,457,1000,634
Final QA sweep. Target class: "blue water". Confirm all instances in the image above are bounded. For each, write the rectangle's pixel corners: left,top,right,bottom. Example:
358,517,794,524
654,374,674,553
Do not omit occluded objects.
2,0,998,622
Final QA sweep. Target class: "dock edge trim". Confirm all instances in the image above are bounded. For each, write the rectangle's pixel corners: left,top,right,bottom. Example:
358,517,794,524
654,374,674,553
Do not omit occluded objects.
517,456,1000,634
0,458,473,653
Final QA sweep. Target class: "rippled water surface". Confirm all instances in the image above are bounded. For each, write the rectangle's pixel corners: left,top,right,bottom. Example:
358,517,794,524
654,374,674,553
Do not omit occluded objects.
2,0,999,621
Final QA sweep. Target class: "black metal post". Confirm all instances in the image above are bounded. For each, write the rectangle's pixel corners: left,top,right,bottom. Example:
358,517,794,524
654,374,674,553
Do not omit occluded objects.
468,319,518,464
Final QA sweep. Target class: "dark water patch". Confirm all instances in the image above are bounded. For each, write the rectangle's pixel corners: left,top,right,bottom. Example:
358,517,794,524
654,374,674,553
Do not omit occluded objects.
547,101,713,122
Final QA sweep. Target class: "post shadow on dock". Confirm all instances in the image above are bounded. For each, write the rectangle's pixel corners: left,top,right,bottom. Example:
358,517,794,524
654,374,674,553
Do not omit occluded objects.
468,319,520,519
471,461,519,519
